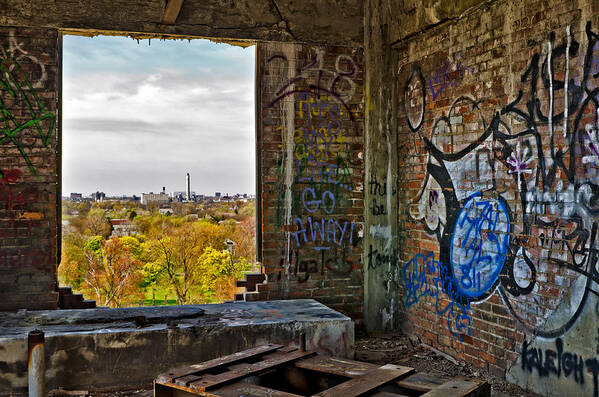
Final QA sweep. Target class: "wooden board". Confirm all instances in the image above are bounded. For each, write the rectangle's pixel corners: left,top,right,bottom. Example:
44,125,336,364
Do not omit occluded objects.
294,354,378,378
396,371,448,392
215,383,304,397
421,376,490,397
156,344,283,384
189,349,316,391
312,364,414,397
155,345,490,397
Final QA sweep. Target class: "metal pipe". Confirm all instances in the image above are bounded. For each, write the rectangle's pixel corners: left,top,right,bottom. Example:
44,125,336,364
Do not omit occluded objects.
28,330,45,397
299,332,306,352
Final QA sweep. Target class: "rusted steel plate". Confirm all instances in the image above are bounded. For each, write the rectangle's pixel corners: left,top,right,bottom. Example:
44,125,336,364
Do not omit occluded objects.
156,344,283,384
396,371,448,392
312,364,414,397
421,376,490,397
294,355,378,378
189,349,316,391
215,383,304,397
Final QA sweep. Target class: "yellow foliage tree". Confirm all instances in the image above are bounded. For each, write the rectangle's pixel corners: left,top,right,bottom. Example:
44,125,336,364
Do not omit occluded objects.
197,247,249,303
81,237,144,307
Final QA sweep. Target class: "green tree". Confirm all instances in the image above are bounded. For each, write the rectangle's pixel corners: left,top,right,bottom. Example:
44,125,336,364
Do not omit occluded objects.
152,223,203,304
77,201,91,216
59,232,88,289
197,247,249,303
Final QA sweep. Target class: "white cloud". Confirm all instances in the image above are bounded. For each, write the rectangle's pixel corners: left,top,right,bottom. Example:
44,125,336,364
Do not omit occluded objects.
62,37,255,197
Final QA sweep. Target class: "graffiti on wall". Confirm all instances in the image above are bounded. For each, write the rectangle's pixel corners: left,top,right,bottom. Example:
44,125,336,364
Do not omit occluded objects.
268,49,361,283
0,30,54,177
428,54,474,101
403,252,471,339
401,21,599,341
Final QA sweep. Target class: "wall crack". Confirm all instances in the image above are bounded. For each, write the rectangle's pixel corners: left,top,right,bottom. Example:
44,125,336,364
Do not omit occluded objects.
270,0,297,40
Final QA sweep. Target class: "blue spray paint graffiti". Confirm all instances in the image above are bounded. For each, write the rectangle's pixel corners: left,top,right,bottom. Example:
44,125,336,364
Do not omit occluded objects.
428,56,474,101
403,252,471,341
269,49,362,283
450,193,510,298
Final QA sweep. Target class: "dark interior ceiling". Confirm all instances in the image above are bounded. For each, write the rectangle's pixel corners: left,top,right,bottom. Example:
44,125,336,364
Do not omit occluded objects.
0,0,365,47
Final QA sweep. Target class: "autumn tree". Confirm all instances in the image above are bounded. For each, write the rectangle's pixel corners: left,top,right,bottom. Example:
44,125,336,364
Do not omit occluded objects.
232,216,257,264
197,247,249,302
152,222,203,304
81,237,144,307
84,208,111,238
77,201,91,216
59,197,258,307
151,220,235,304
141,261,165,305
59,232,88,289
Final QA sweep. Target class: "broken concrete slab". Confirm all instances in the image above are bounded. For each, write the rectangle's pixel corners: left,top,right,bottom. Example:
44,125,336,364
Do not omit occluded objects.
0,305,205,328
0,299,353,394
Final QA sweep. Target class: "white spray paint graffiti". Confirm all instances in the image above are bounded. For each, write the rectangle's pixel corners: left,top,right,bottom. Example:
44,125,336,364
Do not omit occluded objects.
0,30,46,88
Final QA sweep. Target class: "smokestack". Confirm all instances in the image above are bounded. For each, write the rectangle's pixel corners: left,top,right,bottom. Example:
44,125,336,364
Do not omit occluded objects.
186,173,191,201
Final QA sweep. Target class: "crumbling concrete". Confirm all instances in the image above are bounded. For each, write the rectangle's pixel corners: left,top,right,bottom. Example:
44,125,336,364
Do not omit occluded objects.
0,299,353,394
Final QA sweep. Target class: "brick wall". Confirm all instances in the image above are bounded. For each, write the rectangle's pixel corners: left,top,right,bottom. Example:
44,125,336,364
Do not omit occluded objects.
396,0,599,394
0,26,59,310
258,42,365,320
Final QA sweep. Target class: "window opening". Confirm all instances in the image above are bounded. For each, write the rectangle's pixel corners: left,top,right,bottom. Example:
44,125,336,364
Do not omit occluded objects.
59,34,258,308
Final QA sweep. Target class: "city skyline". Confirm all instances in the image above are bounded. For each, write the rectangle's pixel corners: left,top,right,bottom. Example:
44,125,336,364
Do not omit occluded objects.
62,35,256,197
66,188,254,197
66,171,253,197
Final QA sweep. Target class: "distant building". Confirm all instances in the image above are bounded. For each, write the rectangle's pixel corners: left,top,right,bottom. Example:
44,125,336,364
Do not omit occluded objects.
215,192,221,198
70,193,83,200
107,194,140,202
158,208,173,215
110,219,137,237
172,191,197,202
141,190,170,205
91,191,105,202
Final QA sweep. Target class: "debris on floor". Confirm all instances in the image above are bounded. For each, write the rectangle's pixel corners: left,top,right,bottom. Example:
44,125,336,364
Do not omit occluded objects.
154,342,490,396
355,331,541,397
49,331,540,397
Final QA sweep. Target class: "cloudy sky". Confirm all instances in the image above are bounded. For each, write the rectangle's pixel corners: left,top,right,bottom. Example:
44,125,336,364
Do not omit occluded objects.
62,35,255,197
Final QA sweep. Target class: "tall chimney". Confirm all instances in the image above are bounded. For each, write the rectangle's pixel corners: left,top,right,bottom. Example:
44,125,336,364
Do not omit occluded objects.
186,173,191,201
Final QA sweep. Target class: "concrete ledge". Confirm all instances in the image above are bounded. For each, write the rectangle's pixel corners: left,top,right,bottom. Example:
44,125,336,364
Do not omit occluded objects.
0,305,205,329
0,299,353,393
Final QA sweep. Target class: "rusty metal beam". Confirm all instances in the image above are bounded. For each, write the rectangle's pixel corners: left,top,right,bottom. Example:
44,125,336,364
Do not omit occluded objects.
161,0,185,25
28,330,45,397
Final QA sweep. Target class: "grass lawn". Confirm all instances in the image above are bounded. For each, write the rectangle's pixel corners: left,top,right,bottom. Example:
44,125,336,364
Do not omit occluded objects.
141,286,178,306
